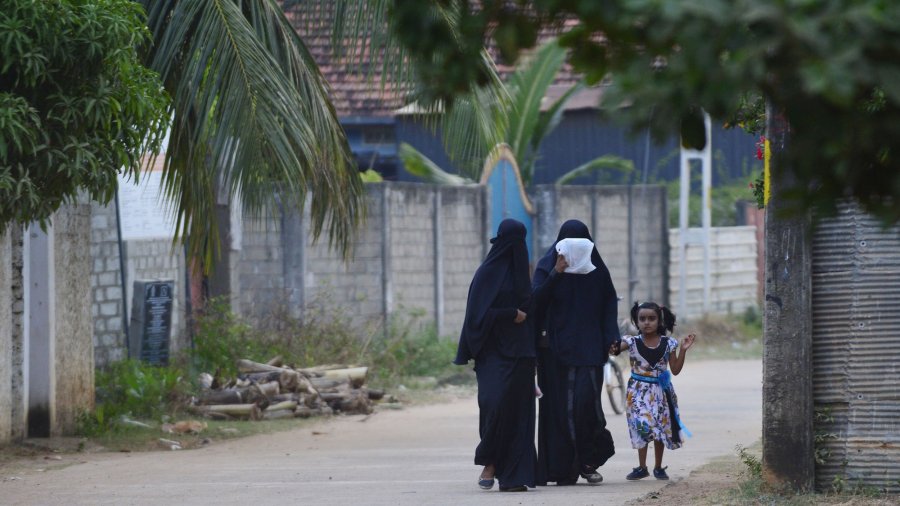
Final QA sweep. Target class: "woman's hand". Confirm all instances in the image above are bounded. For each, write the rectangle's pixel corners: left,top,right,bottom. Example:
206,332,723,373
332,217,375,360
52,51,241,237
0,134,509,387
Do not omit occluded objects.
608,339,622,356
682,333,696,351
514,309,527,323
554,254,568,273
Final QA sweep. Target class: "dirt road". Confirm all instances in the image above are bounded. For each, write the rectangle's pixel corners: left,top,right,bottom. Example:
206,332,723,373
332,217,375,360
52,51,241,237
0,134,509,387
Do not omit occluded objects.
2,360,760,505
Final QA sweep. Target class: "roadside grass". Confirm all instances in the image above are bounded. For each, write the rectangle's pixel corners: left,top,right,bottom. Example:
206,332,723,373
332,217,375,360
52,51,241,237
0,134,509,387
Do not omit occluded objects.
638,442,899,506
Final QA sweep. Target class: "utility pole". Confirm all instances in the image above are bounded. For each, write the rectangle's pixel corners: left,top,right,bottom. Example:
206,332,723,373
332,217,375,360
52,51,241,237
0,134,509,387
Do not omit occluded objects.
761,102,815,490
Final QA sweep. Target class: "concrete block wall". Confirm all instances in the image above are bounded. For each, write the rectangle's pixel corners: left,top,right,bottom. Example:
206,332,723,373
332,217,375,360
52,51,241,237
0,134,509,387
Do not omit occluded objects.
90,202,126,366
303,190,385,327
533,184,669,321
51,202,95,435
238,214,285,320
669,225,759,319
386,184,437,323
123,239,187,355
0,230,12,443
628,186,668,304
439,186,486,337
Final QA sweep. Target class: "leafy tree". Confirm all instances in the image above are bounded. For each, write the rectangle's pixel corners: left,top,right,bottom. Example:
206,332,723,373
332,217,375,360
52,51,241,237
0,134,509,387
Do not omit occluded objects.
0,0,168,229
338,0,900,224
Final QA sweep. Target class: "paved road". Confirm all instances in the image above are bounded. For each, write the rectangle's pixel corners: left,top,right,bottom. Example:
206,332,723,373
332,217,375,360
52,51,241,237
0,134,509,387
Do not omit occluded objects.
2,360,760,505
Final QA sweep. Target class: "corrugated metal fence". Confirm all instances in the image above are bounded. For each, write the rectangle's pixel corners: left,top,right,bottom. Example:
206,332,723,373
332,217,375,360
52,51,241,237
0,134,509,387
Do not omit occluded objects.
812,203,900,492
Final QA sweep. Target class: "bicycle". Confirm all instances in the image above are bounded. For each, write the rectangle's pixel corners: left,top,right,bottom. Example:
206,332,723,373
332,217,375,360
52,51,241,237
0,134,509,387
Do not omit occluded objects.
603,357,627,415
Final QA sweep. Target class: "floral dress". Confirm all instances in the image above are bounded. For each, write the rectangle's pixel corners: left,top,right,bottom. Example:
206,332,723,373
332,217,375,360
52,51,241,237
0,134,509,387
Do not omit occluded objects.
623,335,684,450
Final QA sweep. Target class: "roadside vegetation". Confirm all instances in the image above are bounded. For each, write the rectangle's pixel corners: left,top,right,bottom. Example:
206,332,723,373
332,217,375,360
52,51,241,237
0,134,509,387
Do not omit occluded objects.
72,297,463,450
638,443,898,505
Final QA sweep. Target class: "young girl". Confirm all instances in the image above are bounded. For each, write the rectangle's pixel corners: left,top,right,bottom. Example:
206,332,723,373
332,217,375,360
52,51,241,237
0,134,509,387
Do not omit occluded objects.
608,301,695,481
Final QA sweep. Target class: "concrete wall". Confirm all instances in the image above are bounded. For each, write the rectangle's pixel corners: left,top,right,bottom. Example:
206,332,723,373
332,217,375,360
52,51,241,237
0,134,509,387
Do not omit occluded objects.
237,184,486,338
9,226,25,441
533,185,669,317
91,202,126,366
50,203,95,435
0,230,12,443
123,240,187,355
235,183,667,337
669,226,759,319
91,201,187,368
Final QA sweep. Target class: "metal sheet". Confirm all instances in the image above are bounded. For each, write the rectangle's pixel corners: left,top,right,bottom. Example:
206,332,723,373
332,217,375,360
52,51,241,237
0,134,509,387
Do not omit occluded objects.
812,203,900,492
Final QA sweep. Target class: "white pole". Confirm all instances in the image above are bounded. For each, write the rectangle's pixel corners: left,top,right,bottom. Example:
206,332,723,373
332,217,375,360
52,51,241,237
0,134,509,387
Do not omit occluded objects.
701,113,713,315
678,149,690,316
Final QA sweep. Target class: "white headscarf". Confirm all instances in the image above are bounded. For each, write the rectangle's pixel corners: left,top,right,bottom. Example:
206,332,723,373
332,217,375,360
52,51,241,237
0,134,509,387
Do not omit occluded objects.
555,237,597,274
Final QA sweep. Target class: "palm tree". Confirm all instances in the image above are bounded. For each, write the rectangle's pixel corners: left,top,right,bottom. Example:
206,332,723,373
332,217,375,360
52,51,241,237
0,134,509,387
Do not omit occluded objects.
399,39,634,186
138,0,364,264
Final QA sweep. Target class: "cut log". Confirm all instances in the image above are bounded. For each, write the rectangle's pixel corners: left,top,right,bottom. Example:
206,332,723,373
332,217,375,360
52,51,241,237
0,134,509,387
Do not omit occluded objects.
236,359,288,374
263,410,295,420
319,367,368,388
196,403,263,420
309,377,348,390
243,371,281,383
266,400,298,412
367,389,385,401
196,382,277,406
270,393,300,403
266,356,284,367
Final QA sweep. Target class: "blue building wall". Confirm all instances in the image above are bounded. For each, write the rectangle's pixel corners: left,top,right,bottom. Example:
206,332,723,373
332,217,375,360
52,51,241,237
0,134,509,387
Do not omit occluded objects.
392,109,762,186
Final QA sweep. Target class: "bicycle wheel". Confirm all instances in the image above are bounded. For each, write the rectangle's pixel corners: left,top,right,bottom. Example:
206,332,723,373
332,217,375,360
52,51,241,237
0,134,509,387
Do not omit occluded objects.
605,360,627,415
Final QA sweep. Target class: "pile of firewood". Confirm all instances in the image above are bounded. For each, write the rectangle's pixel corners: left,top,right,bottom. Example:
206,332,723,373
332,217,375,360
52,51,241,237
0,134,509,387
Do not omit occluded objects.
189,358,385,421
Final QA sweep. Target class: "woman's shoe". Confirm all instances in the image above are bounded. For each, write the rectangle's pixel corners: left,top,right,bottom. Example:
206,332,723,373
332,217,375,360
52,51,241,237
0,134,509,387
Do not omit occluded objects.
499,485,527,492
580,466,603,484
478,477,495,490
653,466,669,480
626,466,649,480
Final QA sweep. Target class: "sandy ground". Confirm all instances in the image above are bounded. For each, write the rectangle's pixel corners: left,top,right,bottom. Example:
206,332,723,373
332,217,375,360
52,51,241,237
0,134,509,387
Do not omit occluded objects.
1,359,761,505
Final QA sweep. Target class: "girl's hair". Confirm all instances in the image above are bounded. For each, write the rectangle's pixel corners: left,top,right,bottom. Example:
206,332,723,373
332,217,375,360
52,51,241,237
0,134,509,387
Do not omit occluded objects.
630,301,677,335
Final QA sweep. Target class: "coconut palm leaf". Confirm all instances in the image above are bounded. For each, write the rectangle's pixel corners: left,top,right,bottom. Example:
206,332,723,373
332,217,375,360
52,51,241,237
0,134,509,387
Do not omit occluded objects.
506,39,569,184
555,155,635,185
398,143,473,185
140,0,363,265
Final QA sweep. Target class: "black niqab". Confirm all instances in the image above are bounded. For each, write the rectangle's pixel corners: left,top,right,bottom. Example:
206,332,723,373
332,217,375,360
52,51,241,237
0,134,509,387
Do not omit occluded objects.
454,219,532,364
532,219,619,365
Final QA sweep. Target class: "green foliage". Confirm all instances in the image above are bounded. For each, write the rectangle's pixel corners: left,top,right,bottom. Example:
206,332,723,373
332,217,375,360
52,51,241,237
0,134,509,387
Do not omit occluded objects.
0,0,168,230
140,0,364,265
190,297,459,388
665,171,763,228
359,0,900,226
360,169,384,183
736,444,763,480
78,360,188,435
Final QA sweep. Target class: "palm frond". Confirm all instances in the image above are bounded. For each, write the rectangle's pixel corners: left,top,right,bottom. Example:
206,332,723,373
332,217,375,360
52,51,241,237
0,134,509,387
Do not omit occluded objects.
506,39,568,184
555,155,635,185
141,0,363,265
398,143,473,185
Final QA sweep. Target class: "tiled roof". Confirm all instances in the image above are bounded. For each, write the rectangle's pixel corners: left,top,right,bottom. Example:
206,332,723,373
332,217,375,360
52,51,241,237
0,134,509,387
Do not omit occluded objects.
282,3,590,118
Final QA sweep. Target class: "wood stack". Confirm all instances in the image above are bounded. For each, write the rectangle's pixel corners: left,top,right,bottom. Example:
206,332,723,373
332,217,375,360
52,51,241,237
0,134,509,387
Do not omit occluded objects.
190,358,385,421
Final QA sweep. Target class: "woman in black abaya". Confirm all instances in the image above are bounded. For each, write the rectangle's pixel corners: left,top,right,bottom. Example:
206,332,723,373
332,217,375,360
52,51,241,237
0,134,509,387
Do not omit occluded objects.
454,218,536,492
532,219,618,486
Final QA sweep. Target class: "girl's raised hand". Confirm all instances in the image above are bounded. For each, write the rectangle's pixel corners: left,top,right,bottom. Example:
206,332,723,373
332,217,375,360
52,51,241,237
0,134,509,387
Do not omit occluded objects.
682,333,696,351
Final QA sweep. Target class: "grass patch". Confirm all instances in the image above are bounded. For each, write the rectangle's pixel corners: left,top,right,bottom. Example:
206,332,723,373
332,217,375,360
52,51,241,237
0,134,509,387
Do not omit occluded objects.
702,443,898,505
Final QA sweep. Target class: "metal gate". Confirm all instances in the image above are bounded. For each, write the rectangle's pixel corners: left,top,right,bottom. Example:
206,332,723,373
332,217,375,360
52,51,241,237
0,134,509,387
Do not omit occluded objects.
812,202,900,492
